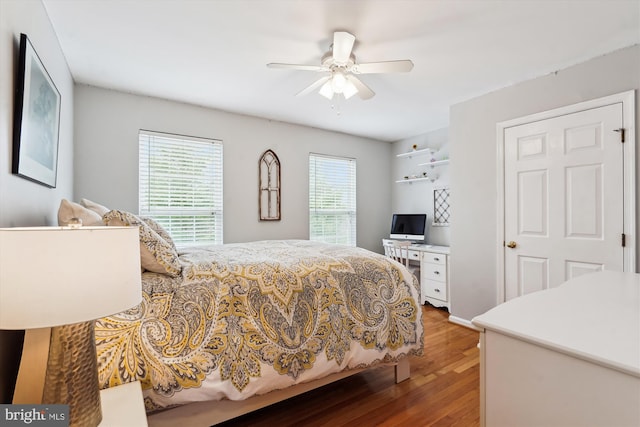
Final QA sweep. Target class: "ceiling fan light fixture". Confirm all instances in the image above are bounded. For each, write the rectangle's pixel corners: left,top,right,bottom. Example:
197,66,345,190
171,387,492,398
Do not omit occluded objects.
342,79,359,99
319,81,334,99
331,71,347,93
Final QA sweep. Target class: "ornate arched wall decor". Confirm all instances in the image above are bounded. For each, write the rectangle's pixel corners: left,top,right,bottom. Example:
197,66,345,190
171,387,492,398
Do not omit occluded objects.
259,149,281,221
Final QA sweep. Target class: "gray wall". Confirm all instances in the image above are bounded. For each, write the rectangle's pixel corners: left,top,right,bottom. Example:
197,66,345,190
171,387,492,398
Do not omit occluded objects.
74,85,392,253
0,0,74,227
449,44,640,322
0,0,74,403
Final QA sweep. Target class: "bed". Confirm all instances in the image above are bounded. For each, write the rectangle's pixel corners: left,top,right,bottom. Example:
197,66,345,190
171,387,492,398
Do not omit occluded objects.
82,207,423,425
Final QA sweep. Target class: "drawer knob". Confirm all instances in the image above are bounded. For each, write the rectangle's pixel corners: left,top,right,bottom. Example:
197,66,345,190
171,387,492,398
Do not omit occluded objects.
434,271,440,275
435,288,440,292
434,257,440,261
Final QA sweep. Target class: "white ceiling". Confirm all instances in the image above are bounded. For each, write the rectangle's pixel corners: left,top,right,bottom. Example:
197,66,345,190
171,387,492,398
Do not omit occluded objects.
42,0,639,142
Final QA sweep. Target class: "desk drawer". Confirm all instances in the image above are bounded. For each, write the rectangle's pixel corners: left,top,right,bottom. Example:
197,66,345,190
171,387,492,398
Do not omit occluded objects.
407,250,421,261
423,279,447,301
423,265,447,282
422,252,446,265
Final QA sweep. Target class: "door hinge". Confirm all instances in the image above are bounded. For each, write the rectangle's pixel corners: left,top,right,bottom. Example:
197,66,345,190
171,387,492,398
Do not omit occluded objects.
622,233,626,247
614,128,626,143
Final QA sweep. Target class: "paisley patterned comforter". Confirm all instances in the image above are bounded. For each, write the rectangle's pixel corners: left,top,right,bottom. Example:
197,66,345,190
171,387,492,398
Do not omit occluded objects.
95,240,423,411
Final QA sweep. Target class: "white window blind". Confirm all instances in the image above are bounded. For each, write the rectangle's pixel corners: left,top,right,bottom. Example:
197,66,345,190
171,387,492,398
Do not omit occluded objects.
139,130,223,246
309,153,356,246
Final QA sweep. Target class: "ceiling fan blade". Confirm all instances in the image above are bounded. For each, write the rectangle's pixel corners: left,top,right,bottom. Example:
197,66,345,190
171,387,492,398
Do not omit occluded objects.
346,75,375,100
351,60,414,74
332,31,355,65
267,63,326,72
296,75,331,97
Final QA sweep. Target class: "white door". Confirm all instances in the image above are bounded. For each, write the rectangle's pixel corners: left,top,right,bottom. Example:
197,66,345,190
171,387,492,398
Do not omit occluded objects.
504,103,625,300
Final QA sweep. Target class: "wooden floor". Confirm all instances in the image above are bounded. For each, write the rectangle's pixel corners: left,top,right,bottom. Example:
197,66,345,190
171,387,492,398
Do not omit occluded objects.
218,305,480,426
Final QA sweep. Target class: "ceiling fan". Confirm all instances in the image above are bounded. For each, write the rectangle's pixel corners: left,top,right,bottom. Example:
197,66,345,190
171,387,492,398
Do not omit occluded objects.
267,31,413,100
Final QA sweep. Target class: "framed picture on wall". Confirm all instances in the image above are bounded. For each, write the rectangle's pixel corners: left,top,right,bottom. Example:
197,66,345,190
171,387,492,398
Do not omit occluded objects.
433,187,450,226
259,149,281,220
12,33,61,188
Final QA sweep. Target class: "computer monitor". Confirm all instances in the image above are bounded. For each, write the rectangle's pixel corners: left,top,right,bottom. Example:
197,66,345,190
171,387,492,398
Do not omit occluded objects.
390,214,427,242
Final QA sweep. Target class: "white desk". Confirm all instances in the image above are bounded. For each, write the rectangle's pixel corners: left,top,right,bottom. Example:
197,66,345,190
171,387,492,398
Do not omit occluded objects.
472,271,640,427
406,244,451,309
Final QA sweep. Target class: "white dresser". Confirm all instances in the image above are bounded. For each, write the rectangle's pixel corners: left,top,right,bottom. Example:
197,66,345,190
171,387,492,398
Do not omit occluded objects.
407,245,450,310
472,271,640,427
100,381,148,426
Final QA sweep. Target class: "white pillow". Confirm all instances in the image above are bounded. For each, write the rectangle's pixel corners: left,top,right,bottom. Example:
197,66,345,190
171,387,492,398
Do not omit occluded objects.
141,217,177,251
103,210,182,277
80,198,110,216
58,199,103,226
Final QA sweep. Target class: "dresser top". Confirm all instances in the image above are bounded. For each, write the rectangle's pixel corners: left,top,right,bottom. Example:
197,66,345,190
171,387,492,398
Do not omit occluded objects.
472,270,640,377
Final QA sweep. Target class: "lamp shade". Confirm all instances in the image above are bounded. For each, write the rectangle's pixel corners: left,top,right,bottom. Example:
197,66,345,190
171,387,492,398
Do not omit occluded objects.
0,226,142,329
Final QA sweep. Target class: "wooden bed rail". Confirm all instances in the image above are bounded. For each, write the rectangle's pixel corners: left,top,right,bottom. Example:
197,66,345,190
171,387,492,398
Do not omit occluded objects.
147,357,411,426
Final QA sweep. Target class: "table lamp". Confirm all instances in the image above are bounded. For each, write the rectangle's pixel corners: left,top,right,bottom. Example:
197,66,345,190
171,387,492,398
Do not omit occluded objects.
0,225,142,427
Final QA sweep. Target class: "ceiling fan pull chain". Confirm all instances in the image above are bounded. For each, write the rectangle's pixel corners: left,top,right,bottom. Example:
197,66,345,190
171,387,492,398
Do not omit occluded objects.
331,95,344,116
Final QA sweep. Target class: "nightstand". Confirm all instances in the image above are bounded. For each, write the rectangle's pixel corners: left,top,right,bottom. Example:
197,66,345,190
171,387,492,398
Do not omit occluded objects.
99,381,148,426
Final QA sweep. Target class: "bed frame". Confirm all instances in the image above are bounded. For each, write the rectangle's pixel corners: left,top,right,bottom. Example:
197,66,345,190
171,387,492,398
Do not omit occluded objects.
147,357,410,426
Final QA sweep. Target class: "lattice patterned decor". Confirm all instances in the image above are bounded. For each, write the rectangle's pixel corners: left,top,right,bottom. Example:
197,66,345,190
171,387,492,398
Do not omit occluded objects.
433,188,450,226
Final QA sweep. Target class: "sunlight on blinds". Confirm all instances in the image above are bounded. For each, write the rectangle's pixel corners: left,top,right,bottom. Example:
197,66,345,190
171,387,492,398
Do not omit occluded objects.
309,153,356,246
139,130,223,246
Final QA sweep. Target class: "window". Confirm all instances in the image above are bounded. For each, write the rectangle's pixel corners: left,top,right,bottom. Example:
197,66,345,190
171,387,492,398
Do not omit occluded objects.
139,130,223,246
309,153,356,246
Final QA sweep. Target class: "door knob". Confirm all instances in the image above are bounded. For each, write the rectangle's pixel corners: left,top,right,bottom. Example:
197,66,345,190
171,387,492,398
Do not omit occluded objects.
506,241,517,249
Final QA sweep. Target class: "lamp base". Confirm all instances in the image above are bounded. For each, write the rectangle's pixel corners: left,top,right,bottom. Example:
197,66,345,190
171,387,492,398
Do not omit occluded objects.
43,320,102,427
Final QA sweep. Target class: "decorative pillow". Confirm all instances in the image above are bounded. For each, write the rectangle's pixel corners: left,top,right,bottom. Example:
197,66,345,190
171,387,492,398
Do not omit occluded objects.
58,199,104,226
141,217,177,251
80,198,110,216
103,210,182,277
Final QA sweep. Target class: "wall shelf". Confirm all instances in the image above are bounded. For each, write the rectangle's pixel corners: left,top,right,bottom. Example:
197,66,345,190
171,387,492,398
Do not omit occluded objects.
395,177,432,184
419,159,450,167
396,148,447,184
396,148,433,159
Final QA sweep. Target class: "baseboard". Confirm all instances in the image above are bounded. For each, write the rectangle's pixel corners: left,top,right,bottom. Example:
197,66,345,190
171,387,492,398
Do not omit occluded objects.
448,315,483,332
